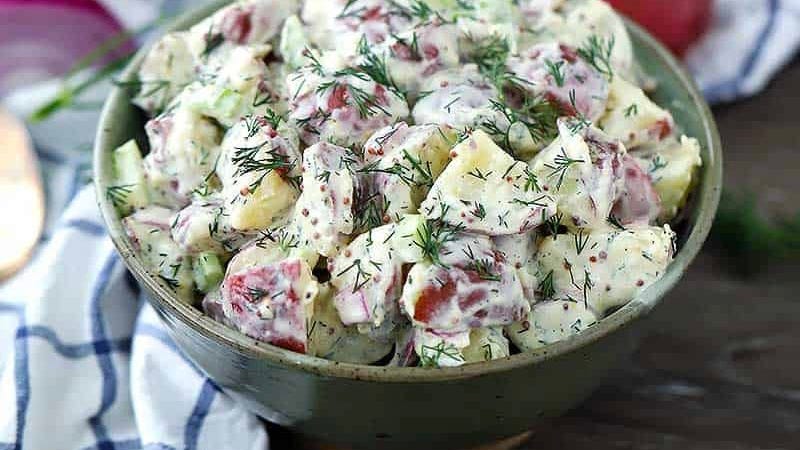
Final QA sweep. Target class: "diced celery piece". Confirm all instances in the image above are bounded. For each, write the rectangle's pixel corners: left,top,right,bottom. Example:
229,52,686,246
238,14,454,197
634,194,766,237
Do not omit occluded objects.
280,15,309,70
193,252,225,293
109,139,149,215
210,88,243,121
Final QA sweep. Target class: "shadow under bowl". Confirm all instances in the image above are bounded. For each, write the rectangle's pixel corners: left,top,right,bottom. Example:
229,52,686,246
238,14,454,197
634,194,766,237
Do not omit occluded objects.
94,3,722,449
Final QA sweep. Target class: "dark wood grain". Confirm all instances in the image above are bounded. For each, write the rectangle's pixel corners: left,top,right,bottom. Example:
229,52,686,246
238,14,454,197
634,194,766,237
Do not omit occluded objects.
518,59,800,450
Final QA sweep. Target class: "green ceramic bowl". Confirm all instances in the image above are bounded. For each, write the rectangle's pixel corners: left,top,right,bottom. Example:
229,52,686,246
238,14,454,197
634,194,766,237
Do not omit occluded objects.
94,3,722,449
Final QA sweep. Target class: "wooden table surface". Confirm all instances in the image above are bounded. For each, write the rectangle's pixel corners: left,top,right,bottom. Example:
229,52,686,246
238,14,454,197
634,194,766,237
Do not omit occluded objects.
270,60,800,450
515,59,800,450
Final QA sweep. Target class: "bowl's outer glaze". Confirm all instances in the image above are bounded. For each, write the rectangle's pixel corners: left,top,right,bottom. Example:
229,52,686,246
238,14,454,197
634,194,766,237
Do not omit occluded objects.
94,3,722,449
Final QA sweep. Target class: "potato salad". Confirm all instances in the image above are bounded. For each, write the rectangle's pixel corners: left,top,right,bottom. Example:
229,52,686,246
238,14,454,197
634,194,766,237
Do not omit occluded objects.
110,0,701,367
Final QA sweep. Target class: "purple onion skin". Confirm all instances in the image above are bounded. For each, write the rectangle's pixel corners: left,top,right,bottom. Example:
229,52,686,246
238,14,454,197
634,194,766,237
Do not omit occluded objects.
0,0,134,94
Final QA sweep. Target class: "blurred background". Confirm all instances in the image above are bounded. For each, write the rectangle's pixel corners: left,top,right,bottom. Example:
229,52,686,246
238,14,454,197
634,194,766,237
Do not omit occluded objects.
1,0,798,449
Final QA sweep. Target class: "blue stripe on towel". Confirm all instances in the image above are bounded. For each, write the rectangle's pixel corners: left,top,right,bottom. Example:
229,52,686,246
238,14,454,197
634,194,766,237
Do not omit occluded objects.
87,252,121,449
704,0,780,101
18,326,131,359
184,380,218,450
14,310,30,450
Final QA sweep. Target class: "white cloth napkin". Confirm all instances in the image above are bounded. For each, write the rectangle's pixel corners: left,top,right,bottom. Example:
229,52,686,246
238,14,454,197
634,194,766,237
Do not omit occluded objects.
0,188,268,450
1,1,799,449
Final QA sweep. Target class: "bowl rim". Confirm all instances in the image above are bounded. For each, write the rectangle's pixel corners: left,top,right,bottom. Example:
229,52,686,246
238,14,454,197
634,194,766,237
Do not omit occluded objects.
94,1,723,383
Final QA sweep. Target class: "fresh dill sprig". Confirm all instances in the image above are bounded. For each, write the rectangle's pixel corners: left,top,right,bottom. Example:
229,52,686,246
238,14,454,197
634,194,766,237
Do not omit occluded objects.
544,212,564,238
414,219,463,267
106,184,134,210
539,270,556,299
258,229,300,253
355,35,409,102
582,269,594,307
358,149,434,188
624,103,639,117
353,191,391,231
466,257,501,282
566,90,592,132
607,213,626,230
466,34,511,85
419,341,464,367
523,167,541,193
512,196,549,208
466,167,492,181
232,142,295,192
649,155,668,174
336,258,374,292
577,34,615,80
544,59,566,87
302,47,325,76
544,147,585,191
574,228,590,255
469,202,487,220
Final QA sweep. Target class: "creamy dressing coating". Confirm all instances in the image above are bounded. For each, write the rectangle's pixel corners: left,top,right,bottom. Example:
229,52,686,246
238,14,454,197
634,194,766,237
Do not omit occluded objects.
123,207,195,302
217,116,302,231
422,130,556,235
291,141,359,256
362,122,456,219
534,224,675,314
286,64,410,147
528,120,624,230
328,224,405,330
117,0,702,366
142,103,222,208
507,299,597,351
412,65,505,133
220,257,318,353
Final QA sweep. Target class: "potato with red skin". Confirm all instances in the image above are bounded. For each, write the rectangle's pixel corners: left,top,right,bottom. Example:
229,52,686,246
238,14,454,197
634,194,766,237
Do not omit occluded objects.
421,130,556,236
400,261,528,332
611,154,661,226
600,76,675,149
217,115,303,231
383,21,461,96
220,258,318,353
329,224,405,331
302,0,413,53
202,0,299,47
361,122,456,220
508,42,610,122
290,141,361,257
528,120,626,231
287,66,410,148
124,206,195,303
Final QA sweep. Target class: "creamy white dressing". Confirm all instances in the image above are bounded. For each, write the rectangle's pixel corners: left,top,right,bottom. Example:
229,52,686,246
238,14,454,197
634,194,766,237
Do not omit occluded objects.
118,0,701,367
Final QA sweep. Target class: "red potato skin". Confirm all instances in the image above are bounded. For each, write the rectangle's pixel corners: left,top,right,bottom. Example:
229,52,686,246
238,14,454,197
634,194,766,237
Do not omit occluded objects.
611,154,661,225
509,43,609,121
222,260,309,353
409,264,528,331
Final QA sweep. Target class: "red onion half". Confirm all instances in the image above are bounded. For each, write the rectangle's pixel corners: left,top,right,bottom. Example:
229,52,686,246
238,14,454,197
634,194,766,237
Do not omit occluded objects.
0,0,134,95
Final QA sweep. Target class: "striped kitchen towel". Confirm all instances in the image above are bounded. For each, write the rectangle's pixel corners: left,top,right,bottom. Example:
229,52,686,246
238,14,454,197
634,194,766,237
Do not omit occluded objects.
1,1,799,449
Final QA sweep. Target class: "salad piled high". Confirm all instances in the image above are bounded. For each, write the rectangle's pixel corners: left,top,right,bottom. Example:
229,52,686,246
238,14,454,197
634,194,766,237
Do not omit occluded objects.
109,0,702,367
